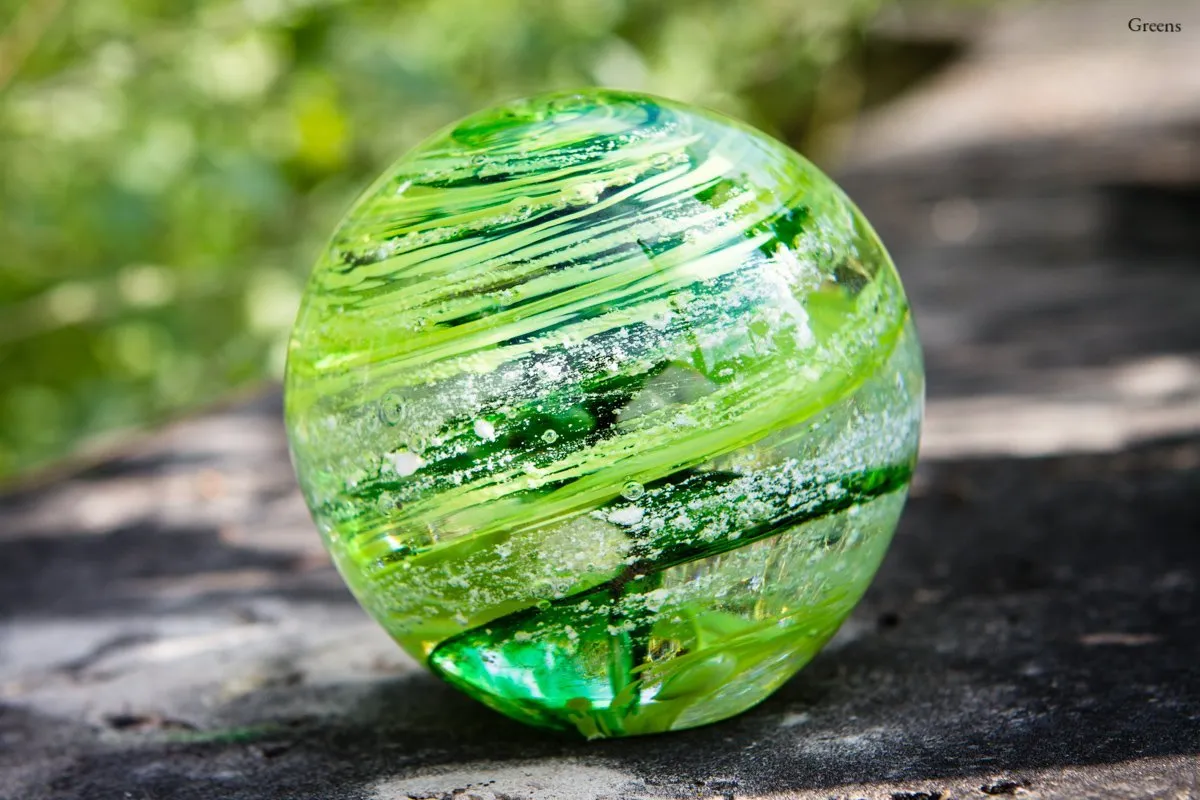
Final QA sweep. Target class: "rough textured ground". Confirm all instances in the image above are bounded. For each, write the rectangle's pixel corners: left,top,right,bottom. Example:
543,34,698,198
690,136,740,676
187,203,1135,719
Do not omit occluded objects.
3,4,1199,798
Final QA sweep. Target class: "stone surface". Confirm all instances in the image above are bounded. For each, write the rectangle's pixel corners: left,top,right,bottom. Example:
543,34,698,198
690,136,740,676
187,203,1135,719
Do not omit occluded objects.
285,89,923,736
2,397,1198,799
3,7,1200,797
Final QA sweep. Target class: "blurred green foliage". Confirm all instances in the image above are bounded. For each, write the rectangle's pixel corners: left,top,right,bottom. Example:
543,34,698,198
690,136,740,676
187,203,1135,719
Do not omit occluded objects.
0,0,916,481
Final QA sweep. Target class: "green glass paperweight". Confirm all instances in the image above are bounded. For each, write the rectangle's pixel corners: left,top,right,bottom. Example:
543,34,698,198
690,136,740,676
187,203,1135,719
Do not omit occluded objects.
285,89,923,738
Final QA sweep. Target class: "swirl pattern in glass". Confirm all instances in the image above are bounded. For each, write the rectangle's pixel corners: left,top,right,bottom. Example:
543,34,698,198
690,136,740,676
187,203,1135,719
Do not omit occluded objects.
285,90,924,737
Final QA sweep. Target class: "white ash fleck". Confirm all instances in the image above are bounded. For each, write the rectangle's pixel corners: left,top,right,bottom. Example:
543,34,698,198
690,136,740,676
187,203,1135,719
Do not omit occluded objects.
642,588,669,612
608,506,645,526
473,419,497,440
385,450,425,477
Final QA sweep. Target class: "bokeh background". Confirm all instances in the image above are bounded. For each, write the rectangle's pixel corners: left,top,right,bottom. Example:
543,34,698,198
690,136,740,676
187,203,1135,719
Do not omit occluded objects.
0,0,981,482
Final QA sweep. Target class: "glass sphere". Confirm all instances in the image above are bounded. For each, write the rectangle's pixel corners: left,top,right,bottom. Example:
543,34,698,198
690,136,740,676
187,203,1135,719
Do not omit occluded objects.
285,89,923,738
